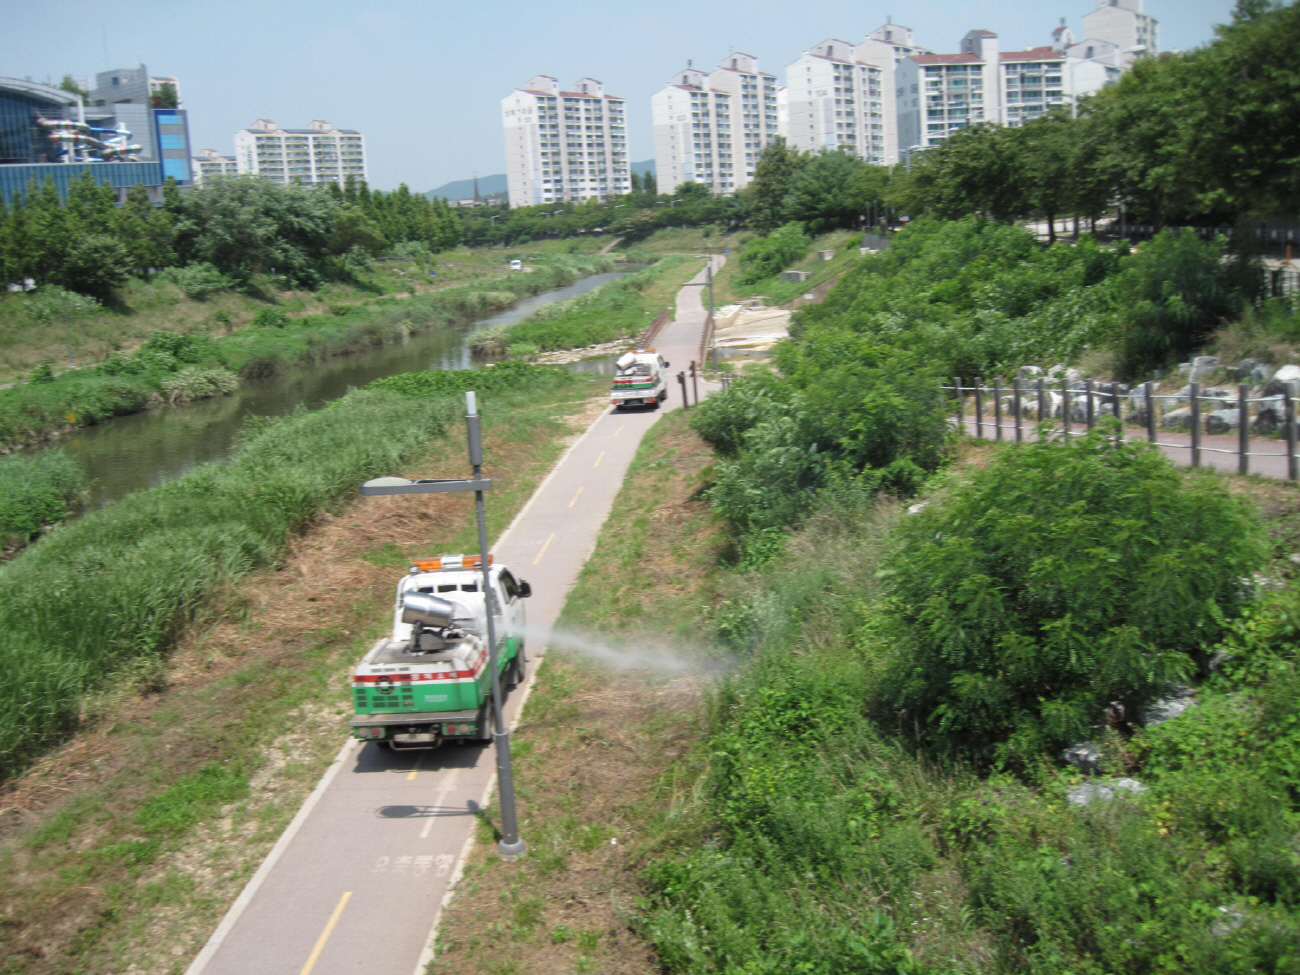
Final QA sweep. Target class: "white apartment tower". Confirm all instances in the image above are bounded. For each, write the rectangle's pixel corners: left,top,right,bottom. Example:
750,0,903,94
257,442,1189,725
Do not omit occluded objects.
1082,0,1158,66
234,119,366,187
897,25,1125,154
192,148,237,185
502,75,629,207
651,54,778,196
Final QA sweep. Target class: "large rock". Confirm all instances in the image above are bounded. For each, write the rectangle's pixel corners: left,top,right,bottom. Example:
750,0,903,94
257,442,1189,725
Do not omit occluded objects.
1018,365,1044,382
1067,777,1147,807
1162,406,1193,431
1189,355,1221,382
1140,686,1197,727
1264,364,1300,397
1205,408,1242,435
1062,741,1101,774
1237,358,1271,385
1253,394,1285,434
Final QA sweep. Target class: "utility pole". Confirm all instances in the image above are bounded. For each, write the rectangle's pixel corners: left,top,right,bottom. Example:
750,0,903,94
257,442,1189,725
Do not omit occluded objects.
706,257,716,372
359,391,526,861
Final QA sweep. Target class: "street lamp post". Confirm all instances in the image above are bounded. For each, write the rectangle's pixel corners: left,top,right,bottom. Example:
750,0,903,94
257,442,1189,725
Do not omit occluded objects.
359,391,527,861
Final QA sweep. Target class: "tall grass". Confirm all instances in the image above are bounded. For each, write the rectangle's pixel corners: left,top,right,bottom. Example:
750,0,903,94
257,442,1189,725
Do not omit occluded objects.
0,451,85,547
0,364,573,778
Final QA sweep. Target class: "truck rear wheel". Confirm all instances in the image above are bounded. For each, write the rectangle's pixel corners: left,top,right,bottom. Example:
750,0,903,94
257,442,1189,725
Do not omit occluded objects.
507,649,526,689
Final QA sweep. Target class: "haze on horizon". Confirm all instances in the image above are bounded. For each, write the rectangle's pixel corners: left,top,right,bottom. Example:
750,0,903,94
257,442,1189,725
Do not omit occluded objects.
2,0,1235,193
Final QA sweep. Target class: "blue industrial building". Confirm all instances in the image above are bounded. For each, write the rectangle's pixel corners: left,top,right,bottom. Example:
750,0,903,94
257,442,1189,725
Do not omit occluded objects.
0,67,192,205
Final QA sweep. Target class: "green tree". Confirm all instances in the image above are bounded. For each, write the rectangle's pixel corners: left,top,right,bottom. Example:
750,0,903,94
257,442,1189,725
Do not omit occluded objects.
1016,110,1078,243
149,82,179,109
912,124,1026,223
115,184,175,272
783,150,867,234
61,234,133,299
329,206,388,256
642,170,657,196
171,176,338,287
65,170,116,237
24,178,73,286
58,75,88,100
746,137,806,233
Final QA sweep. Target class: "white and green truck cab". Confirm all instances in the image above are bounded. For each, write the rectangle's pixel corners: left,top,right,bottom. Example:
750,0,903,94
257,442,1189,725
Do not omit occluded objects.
350,555,530,749
611,350,670,409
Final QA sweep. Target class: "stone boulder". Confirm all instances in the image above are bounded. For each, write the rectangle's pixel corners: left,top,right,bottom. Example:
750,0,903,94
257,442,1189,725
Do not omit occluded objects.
1252,394,1285,434
1067,777,1147,807
1205,408,1241,435
1264,364,1300,398
1189,355,1221,382
1062,741,1101,774
1237,358,1271,386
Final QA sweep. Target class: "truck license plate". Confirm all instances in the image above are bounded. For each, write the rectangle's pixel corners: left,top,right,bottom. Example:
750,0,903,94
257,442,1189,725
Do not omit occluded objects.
393,732,436,743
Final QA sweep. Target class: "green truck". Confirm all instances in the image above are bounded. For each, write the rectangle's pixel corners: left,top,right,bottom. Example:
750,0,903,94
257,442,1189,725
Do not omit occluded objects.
350,554,531,749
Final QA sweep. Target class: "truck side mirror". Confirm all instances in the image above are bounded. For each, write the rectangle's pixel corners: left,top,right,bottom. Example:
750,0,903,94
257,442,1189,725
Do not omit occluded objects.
663,360,671,368
518,580,532,598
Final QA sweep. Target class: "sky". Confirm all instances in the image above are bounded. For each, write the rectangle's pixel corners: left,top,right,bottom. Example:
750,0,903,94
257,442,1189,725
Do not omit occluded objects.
3,0,1237,194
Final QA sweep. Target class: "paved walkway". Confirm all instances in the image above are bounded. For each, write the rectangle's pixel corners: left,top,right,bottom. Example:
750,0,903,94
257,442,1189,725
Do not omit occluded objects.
185,254,723,975
957,415,1295,480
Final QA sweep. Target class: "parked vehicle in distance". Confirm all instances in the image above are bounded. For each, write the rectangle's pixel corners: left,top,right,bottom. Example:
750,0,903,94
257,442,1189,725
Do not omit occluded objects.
611,349,669,410
509,259,523,271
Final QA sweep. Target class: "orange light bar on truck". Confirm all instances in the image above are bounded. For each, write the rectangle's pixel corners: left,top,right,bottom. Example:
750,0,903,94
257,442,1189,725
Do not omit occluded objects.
410,554,494,573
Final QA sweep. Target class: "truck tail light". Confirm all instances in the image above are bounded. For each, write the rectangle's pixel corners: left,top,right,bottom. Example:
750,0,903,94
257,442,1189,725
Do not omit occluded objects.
369,727,384,738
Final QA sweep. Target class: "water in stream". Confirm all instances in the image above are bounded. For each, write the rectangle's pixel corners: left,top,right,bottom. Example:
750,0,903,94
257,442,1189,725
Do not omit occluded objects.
57,271,627,507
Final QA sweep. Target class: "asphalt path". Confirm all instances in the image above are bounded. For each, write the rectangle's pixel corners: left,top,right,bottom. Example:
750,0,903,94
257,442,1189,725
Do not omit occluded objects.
956,415,1295,480
185,254,723,975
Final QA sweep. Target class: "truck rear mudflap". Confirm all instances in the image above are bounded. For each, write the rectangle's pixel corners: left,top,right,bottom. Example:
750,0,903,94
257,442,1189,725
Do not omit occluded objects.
351,708,487,748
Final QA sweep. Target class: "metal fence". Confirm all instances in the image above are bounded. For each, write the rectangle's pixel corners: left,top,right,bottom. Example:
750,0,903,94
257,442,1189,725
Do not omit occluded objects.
946,376,1300,480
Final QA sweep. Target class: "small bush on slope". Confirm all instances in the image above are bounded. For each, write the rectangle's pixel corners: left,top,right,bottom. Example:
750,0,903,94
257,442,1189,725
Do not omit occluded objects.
880,428,1266,766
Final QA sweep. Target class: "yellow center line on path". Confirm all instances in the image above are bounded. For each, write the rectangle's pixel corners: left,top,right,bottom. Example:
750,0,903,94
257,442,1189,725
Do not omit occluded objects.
406,753,424,781
593,451,606,468
533,533,555,565
568,486,584,508
298,891,352,975
614,424,625,437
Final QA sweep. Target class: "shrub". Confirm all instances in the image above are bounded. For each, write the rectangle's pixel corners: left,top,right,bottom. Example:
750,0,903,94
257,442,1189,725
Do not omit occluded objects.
1117,229,1263,377
161,366,239,404
252,307,289,329
736,222,810,285
0,451,85,544
157,262,233,300
880,429,1267,765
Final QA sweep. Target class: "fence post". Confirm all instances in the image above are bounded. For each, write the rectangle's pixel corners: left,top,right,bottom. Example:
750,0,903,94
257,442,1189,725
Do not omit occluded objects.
1145,382,1156,443
994,380,1003,441
1062,379,1071,442
1085,378,1095,430
1115,385,1124,449
1288,382,1298,481
1036,378,1046,441
974,378,983,439
677,371,689,411
1013,379,1023,443
954,377,963,432
1238,383,1249,476
1190,381,1201,467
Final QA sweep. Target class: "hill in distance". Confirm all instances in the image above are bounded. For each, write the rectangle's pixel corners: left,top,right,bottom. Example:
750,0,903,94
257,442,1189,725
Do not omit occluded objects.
427,159,655,202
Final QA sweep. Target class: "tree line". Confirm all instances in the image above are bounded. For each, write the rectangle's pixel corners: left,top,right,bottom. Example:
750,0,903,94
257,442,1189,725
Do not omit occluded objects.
0,171,462,297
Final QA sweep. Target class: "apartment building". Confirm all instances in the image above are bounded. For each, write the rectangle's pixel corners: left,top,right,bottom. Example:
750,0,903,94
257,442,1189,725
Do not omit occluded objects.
782,24,931,166
234,119,366,188
502,75,629,207
897,25,1124,155
192,147,237,185
1082,0,1158,66
651,53,778,196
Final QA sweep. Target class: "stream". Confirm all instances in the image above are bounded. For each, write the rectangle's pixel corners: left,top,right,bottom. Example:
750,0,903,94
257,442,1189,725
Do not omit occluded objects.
56,271,627,507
